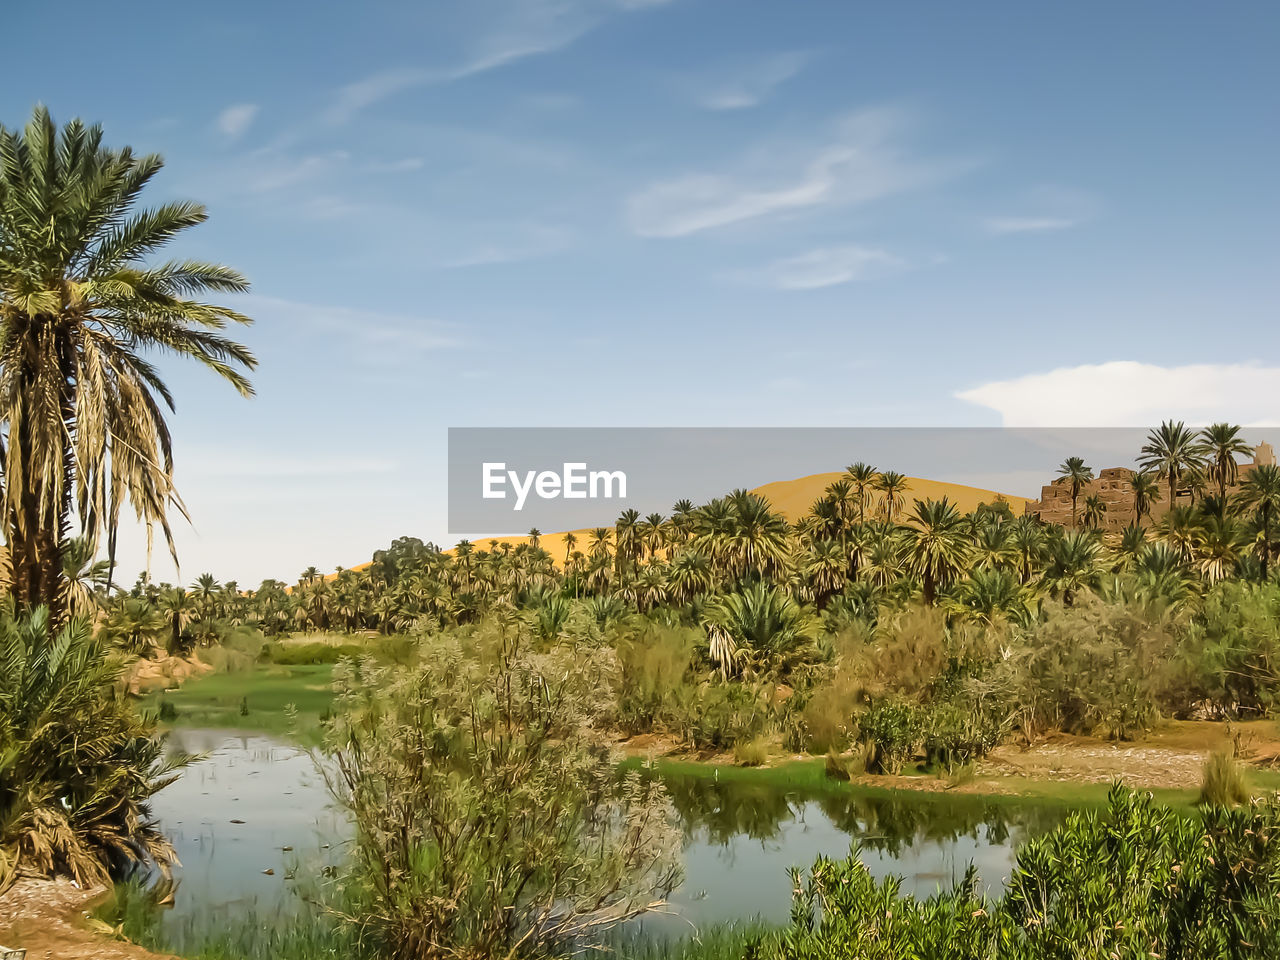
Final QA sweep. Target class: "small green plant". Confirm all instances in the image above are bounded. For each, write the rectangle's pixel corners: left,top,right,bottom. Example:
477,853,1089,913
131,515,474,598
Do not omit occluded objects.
859,698,922,775
1199,747,1249,806
238,695,249,717
157,697,178,722
733,735,769,767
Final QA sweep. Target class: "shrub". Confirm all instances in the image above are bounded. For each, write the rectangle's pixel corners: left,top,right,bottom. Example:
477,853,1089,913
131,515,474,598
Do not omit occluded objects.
1199,747,1250,806
859,698,922,775
0,608,184,887
733,735,770,767
685,681,767,751
922,699,1006,772
265,640,365,664
615,622,697,734
326,626,681,960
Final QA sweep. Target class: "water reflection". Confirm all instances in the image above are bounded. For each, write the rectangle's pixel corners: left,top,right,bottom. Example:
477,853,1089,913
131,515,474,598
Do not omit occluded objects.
149,733,1067,939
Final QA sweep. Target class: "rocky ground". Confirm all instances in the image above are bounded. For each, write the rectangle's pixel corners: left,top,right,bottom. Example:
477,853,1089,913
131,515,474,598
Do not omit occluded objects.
0,878,171,959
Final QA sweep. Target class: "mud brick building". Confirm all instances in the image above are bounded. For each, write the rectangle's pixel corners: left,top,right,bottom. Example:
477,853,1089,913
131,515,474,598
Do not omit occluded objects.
1026,441,1275,531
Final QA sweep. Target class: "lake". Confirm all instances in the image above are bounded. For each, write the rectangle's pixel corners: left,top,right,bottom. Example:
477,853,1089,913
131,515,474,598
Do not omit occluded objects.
148,730,1067,945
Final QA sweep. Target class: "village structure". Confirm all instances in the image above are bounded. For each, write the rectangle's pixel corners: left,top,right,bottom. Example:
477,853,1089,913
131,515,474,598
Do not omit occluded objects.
1026,441,1276,531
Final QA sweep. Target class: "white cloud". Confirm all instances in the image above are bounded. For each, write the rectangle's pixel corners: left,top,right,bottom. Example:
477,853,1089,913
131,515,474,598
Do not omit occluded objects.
755,245,904,290
983,216,1077,234
323,0,677,123
957,361,1280,427
626,108,970,238
324,68,434,124
247,296,463,358
216,103,259,140
696,51,811,110
437,223,572,268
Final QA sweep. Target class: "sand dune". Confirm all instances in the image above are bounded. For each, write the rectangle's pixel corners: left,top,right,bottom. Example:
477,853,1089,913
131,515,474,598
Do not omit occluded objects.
443,472,1028,567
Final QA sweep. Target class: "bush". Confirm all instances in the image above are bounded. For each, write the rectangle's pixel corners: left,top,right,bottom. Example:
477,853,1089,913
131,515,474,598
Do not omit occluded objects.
326,625,682,960
733,735,769,767
1199,747,1250,806
615,622,698,734
859,698,922,775
764,786,1280,960
922,699,1006,772
265,640,365,664
0,608,184,887
685,681,767,751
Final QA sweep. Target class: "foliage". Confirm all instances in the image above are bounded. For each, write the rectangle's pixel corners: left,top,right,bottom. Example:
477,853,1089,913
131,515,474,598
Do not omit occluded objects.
765,785,1280,960
1199,747,1250,806
0,106,255,613
858,698,923,775
0,607,183,886
324,623,681,960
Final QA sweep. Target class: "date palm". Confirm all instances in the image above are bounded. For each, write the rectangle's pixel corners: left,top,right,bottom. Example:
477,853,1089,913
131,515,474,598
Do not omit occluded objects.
1235,463,1280,580
1042,529,1102,606
1128,471,1161,523
874,471,909,524
902,497,970,605
1082,494,1107,530
1138,421,1207,516
1054,457,1094,528
1009,514,1047,584
843,462,878,523
0,107,255,617
1199,422,1253,501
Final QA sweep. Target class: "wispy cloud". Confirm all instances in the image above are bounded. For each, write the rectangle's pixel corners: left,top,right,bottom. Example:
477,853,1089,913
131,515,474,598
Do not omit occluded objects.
216,103,259,140
696,51,811,111
248,296,463,361
626,107,972,238
983,216,1077,234
323,0,678,123
958,361,1280,427
324,68,434,124
752,245,904,290
982,185,1099,236
436,222,572,268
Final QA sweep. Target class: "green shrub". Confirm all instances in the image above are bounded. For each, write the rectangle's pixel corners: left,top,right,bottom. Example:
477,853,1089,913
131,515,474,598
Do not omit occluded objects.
615,623,697,734
859,698,922,775
0,608,185,887
265,640,365,664
922,699,1006,772
733,735,769,767
157,697,179,722
327,627,681,960
1199,747,1250,806
685,681,767,751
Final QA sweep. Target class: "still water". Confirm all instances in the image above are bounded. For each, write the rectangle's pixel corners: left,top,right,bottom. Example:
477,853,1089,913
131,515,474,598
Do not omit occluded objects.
152,730,1067,939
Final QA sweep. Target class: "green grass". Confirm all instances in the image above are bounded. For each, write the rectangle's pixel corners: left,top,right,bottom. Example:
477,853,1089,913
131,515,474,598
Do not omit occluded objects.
142,663,335,739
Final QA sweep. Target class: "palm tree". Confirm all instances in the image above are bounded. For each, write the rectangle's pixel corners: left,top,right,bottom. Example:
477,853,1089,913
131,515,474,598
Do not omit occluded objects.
874,471,909,524
1236,464,1280,580
1054,457,1094,528
158,586,195,653
902,497,970,605
1138,421,1207,516
1082,494,1107,530
1194,516,1241,584
0,107,256,618
527,528,541,551
59,535,109,617
1009,515,1046,584
702,582,816,678
1128,471,1161,523
562,531,577,568
1200,423,1253,500
843,462,879,523
1042,530,1102,606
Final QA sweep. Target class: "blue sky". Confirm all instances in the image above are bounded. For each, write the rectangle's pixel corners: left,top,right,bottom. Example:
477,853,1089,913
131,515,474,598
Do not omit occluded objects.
5,0,1279,583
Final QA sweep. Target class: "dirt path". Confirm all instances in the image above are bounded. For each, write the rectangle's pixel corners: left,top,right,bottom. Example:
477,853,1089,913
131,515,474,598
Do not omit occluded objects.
0,878,172,960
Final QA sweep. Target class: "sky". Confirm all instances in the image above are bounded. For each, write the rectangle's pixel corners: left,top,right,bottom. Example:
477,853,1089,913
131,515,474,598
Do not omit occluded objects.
3,0,1279,585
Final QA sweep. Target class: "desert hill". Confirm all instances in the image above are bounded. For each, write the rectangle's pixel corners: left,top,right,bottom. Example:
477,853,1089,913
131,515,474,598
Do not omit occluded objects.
442,472,1029,568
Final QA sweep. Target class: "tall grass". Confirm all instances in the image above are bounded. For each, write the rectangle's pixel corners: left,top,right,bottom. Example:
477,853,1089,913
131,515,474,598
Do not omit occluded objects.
1199,747,1250,806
